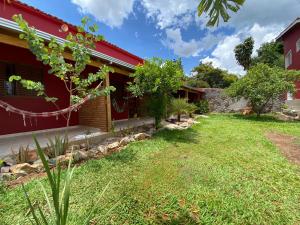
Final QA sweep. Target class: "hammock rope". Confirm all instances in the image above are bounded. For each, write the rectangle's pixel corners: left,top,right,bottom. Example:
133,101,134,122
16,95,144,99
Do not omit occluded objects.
0,82,103,126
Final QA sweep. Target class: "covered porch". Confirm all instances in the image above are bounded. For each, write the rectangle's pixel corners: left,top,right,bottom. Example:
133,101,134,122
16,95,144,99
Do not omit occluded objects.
0,117,154,158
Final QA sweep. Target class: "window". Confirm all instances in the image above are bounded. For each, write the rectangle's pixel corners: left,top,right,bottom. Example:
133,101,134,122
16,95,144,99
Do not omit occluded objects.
285,50,292,68
0,61,43,96
297,38,300,52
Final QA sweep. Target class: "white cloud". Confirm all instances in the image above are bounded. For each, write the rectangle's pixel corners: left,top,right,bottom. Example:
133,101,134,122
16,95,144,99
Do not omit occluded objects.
71,0,135,28
201,23,283,75
226,0,300,29
162,28,223,58
141,0,198,29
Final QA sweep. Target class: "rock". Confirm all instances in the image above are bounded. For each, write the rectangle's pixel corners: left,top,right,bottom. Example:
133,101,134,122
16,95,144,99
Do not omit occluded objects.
55,155,72,165
10,163,38,175
164,123,183,130
186,118,194,124
72,151,89,162
31,163,45,172
1,166,10,174
2,156,16,166
87,149,98,158
80,143,87,149
97,145,108,154
0,173,14,181
119,136,134,146
179,122,190,128
69,145,80,152
107,142,120,151
133,133,150,141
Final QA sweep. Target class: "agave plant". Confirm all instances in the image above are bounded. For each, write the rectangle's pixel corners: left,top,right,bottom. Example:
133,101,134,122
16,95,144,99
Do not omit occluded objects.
46,136,68,159
22,137,74,225
22,137,117,225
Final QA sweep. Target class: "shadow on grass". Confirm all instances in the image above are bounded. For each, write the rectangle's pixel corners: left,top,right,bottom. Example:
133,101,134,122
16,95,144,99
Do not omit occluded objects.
232,114,300,124
154,127,199,144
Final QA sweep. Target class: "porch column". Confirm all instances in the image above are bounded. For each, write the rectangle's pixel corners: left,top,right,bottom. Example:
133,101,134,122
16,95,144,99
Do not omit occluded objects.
105,73,112,131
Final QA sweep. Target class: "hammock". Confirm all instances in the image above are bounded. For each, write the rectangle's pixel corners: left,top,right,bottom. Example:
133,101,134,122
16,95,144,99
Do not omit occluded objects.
0,82,103,126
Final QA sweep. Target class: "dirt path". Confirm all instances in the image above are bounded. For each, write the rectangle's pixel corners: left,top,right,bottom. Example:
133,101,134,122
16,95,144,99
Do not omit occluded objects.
266,132,300,166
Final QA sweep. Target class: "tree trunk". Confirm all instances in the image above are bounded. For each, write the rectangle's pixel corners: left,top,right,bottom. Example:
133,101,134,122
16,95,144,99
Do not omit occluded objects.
177,113,181,122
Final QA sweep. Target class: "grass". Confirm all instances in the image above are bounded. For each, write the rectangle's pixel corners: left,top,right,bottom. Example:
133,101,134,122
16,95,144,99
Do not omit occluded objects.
1,114,300,224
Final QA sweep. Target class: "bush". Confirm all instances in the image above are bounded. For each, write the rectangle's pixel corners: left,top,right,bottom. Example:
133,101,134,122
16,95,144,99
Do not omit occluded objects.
195,100,209,114
227,63,296,116
169,98,196,122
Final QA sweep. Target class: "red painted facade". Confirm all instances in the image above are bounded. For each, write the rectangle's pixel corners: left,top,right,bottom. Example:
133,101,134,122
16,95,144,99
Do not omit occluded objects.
0,1,144,135
278,22,300,99
0,1,144,66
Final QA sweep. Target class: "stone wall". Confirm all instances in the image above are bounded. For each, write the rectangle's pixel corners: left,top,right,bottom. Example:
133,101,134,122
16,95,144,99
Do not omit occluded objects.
202,88,284,113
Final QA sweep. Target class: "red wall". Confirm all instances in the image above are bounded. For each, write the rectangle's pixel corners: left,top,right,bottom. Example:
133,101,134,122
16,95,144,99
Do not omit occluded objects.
281,24,300,99
0,43,78,135
282,24,300,70
110,74,129,121
0,1,144,66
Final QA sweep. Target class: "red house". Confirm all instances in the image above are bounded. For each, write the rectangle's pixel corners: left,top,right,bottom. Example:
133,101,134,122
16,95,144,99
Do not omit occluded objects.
276,18,300,100
0,1,203,148
0,1,146,137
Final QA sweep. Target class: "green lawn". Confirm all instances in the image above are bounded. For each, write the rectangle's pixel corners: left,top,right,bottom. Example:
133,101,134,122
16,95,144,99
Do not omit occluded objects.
1,114,300,224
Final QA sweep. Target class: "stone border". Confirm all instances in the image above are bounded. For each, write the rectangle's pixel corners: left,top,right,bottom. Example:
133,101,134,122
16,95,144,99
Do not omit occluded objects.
0,117,200,183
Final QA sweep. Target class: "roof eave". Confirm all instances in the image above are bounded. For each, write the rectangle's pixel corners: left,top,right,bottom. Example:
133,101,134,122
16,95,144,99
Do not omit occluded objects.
0,17,136,70
276,18,300,41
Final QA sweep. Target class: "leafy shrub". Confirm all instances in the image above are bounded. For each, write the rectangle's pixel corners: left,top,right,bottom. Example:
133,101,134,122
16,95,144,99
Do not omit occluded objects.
169,98,196,122
227,63,297,116
195,100,209,114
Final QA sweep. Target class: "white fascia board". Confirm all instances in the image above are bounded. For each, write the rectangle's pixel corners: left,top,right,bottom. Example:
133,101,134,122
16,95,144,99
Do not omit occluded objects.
0,17,135,70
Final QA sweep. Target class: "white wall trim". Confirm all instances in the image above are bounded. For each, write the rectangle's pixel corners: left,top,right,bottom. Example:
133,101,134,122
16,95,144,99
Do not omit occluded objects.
0,17,136,70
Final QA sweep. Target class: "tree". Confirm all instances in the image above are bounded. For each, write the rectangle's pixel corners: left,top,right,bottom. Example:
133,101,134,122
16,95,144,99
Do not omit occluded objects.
188,62,238,88
8,15,116,224
169,98,196,122
197,0,245,26
128,58,184,128
10,15,115,131
234,37,254,71
227,63,296,116
252,41,284,68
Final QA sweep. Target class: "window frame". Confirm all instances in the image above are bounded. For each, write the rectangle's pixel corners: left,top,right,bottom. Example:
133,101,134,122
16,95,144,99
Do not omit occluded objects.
285,50,292,68
297,38,300,52
0,60,44,97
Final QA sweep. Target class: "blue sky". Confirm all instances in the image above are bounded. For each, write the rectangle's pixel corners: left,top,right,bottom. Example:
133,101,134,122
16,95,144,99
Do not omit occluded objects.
21,0,300,75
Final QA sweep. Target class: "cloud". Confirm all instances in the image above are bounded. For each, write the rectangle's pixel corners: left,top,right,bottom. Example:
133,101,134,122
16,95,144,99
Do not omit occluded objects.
201,23,283,75
71,0,135,28
227,0,300,29
162,28,223,58
141,0,198,29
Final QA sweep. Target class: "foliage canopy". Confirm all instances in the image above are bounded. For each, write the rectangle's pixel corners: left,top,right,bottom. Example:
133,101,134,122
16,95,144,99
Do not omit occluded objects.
128,58,184,127
188,62,238,88
10,15,115,106
234,37,254,71
197,0,245,26
227,63,296,116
